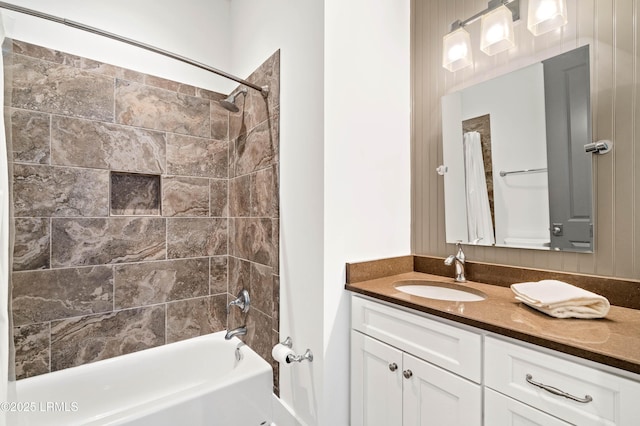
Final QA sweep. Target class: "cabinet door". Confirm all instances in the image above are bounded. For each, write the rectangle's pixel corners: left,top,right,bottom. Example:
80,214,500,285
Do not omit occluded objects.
403,353,481,426
351,330,403,426
485,388,571,426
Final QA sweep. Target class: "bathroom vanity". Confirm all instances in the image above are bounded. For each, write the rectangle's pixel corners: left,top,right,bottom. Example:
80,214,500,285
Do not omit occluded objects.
346,257,640,426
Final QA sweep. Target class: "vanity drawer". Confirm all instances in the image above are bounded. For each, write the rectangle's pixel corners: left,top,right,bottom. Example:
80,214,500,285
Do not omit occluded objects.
485,388,571,426
351,296,481,382
485,336,640,426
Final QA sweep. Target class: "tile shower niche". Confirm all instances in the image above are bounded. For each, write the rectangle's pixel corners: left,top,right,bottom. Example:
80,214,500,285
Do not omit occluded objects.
110,172,161,216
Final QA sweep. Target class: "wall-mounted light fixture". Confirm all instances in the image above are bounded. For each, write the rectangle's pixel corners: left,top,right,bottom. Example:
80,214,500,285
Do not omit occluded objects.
442,0,568,72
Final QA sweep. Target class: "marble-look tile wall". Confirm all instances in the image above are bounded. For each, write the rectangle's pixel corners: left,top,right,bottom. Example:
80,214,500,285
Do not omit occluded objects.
5,40,280,390
226,51,281,395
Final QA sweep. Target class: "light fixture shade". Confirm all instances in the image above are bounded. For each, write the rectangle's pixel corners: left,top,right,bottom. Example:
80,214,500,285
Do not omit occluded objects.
527,0,568,35
480,5,515,56
442,27,473,72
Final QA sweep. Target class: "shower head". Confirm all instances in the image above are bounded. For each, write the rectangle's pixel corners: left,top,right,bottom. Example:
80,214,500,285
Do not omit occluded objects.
219,88,248,113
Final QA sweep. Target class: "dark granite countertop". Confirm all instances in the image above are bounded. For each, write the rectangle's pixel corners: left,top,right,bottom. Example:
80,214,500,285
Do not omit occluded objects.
346,270,640,376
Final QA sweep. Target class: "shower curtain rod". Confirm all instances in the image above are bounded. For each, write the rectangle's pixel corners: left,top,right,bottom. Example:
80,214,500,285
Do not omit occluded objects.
0,1,267,95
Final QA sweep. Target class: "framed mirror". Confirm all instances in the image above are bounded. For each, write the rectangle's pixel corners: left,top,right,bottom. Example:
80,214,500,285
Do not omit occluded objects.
441,45,593,252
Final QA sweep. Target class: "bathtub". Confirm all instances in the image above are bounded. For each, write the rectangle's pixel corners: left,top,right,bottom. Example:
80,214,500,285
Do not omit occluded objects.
8,331,274,426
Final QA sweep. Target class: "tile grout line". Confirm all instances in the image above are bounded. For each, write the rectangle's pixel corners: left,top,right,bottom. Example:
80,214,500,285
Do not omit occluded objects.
112,264,116,313
164,301,168,346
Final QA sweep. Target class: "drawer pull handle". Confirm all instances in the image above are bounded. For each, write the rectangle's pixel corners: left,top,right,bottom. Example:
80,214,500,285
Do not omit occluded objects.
403,370,413,379
389,363,398,372
525,374,593,403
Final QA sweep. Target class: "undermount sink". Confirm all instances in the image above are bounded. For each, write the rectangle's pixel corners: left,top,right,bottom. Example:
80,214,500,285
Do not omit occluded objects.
394,279,487,302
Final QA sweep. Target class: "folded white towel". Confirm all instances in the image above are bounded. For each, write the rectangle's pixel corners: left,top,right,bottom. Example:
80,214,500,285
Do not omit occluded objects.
511,280,610,319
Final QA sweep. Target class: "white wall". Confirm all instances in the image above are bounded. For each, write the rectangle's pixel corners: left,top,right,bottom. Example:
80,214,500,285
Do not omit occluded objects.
324,0,411,425
1,0,236,93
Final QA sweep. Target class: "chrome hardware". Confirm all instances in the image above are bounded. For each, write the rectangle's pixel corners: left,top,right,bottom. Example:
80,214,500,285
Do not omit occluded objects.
499,167,547,177
224,325,247,340
403,370,413,379
235,342,245,361
436,165,448,175
389,363,398,372
444,241,466,282
286,349,314,363
552,223,563,236
279,337,314,363
525,374,593,403
227,289,250,313
584,140,612,155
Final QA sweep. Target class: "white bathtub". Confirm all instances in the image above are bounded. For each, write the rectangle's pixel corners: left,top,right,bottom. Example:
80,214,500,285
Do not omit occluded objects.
8,331,274,426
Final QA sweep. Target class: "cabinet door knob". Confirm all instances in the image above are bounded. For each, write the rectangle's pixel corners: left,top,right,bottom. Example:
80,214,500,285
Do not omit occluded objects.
403,369,413,379
388,363,398,372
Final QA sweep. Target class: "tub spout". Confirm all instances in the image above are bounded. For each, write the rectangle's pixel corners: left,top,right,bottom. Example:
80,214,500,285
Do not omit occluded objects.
225,326,247,340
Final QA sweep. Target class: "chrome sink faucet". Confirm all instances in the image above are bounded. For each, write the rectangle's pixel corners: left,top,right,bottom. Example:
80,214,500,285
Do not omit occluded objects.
444,241,466,282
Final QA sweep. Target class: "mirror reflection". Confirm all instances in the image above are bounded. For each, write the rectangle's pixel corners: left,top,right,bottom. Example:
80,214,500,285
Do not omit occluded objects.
441,46,593,252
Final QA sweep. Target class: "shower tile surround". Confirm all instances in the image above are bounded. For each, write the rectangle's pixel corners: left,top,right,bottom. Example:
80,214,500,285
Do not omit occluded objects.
5,40,280,389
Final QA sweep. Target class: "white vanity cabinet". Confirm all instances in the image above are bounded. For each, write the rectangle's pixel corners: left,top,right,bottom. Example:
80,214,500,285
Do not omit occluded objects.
350,296,482,426
350,294,640,426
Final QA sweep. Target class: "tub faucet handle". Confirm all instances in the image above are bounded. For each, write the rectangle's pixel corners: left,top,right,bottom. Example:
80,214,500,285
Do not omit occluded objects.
227,289,250,314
